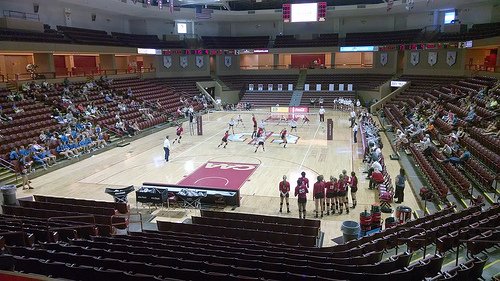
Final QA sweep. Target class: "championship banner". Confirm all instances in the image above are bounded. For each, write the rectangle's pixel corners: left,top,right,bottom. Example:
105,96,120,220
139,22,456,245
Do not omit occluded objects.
180,56,188,68
339,84,345,91
428,51,437,66
277,84,283,91
446,51,457,66
195,56,204,68
380,52,388,66
410,52,420,66
224,56,232,67
248,84,254,91
316,84,321,91
304,84,310,91
163,56,172,68
329,84,335,91
268,84,273,91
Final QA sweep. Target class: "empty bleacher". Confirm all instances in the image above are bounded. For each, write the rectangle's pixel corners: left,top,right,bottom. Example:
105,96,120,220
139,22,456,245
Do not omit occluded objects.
0,204,497,280
305,74,392,91
344,29,422,46
273,34,339,48
57,26,121,46
219,75,298,91
240,91,293,107
112,32,185,48
202,36,269,49
436,22,500,42
0,27,70,44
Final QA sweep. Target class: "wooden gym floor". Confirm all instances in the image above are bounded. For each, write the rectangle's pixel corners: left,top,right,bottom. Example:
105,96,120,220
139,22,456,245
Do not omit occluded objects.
19,110,420,246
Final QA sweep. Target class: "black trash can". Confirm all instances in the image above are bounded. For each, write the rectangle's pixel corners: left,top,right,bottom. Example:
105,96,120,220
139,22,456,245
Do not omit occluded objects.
1,185,17,205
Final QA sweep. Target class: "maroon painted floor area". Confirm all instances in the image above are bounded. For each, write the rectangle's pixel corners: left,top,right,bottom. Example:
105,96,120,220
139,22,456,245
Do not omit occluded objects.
177,161,259,191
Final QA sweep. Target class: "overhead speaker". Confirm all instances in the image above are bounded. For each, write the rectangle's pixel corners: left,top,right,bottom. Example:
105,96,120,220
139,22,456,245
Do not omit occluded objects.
91,14,96,21
33,3,39,13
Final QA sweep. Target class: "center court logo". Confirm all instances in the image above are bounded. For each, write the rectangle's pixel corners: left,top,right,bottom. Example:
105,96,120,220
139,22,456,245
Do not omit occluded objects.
205,163,257,171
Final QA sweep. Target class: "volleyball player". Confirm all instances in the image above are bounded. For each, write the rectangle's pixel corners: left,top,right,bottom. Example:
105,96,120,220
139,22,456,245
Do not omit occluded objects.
254,135,265,153
350,171,358,209
325,176,337,215
228,118,235,134
289,118,298,133
236,114,244,128
277,115,287,126
313,175,325,218
251,114,257,138
337,174,349,214
294,179,308,219
279,128,288,148
173,123,184,144
279,175,290,213
217,130,229,148
302,115,310,126
299,171,310,189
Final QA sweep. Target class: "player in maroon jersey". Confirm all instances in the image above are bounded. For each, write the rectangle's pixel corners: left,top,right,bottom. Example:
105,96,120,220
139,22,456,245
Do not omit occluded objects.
251,114,257,138
337,174,349,214
217,130,229,148
279,128,288,148
325,176,337,215
313,175,325,218
256,127,264,138
302,115,310,126
173,123,184,144
299,171,310,189
279,175,290,213
350,171,358,209
294,179,308,219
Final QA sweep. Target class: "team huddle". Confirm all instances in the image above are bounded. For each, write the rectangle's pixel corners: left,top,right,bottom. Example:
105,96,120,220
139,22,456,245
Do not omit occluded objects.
279,171,358,219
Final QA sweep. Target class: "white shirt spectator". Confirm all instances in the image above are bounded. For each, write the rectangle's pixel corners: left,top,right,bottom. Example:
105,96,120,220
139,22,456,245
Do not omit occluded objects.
371,161,383,172
319,107,325,115
353,124,358,132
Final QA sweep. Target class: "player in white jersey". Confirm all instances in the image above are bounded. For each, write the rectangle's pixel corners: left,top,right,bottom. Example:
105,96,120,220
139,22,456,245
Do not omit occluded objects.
228,118,235,134
254,135,266,153
236,114,245,128
289,118,298,133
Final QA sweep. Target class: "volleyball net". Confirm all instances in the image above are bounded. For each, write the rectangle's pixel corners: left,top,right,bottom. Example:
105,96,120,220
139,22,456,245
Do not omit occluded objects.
222,106,320,126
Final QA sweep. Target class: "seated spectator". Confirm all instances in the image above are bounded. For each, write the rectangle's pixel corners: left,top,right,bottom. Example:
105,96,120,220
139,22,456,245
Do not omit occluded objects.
39,131,48,143
9,148,20,161
104,93,114,102
115,119,126,134
127,87,133,98
131,121,141,133
440,143,453,157
484,121,498,136
369,169,384,190
464,106,477,123
438,147,471,166
456,126,466,139
419,134,433,156
12,104,24,114
41,148,57,166
486,96,497,110
32,151,50,170
0,108,11,122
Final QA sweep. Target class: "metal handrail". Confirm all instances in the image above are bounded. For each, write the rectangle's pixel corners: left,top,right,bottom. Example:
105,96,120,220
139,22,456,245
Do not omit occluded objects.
3,10,40,21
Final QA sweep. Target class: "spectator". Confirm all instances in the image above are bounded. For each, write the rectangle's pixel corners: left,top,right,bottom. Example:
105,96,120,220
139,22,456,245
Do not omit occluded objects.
464,106,477,123
438,147,471,166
